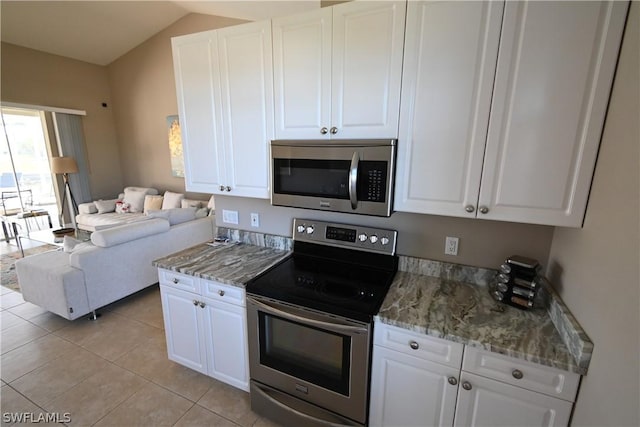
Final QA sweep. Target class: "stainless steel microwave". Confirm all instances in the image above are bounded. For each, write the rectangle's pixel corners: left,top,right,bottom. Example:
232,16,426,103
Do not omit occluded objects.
270,139,397,217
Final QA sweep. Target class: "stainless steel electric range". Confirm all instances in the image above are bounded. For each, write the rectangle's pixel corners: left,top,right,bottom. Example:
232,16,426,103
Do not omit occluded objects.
246,218,398,427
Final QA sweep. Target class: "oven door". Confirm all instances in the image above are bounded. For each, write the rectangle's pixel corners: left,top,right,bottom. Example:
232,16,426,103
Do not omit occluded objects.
246,295,371,424
270,140,396,216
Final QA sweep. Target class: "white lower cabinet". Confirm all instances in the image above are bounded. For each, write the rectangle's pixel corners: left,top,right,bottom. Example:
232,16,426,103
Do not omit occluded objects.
370,323,580,427
159,270,249,391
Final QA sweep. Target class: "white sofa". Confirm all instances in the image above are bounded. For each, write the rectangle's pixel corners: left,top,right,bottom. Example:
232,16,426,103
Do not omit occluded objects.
15,214,215,320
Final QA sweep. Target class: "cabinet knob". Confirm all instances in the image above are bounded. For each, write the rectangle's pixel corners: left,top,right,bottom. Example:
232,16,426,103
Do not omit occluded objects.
330,127,338,134
409,341,419,350
218,290,225,297
199,302,205,308
479,206,489,214
219,185,225,191
320,127,328,135
193,300,198,306
172,278,179,284
225,186,231,192
462,381,472,391
448,376,458,386
512,369,524,380
465,205,475,213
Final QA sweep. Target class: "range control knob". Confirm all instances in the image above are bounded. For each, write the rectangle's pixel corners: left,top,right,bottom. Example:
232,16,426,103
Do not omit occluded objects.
297,225,306,233
358,233,368,242
369,235,378,244
380,236,390,245
306,225,315,234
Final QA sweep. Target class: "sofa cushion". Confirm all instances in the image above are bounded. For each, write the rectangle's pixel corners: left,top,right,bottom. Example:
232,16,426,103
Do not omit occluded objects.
76,212,149,231
79,202,98,215
147,207,196,225
94,199,117,214
91,218,170,248
143,195,164,213
123,188,148,213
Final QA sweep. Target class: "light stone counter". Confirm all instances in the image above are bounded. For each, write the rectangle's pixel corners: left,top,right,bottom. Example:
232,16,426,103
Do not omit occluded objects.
376,257,593,375
153,242,291,288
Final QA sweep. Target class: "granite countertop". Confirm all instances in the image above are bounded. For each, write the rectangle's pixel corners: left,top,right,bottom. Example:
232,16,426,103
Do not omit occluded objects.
376,270,588,375
153,242,291,288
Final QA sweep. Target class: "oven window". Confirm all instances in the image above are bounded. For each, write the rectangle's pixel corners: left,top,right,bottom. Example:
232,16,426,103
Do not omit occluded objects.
273,159,350,199
258,313,351,396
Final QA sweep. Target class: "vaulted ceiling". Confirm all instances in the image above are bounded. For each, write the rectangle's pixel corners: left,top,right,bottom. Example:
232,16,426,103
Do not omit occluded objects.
0,1,321,66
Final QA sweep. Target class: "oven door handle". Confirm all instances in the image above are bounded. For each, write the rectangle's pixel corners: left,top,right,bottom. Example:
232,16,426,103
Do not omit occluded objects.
248,297,368,335
348,151,359,210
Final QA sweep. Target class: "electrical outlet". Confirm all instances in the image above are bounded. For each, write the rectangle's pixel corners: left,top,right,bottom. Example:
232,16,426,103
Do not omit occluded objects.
445,237,459,256
250,213,260,228
222,209,239,225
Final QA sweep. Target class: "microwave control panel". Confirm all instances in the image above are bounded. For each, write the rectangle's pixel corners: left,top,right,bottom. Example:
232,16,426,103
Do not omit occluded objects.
359,161,387,202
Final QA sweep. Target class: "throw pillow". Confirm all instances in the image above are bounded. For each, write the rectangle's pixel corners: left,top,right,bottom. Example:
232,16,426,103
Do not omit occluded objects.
94,199,116,214
162,191,184,209
146,209,170,220
143,195,164,213
123,188,147,213
115,201,131,213
207,195,215,209
161,207,197,225
195,207,209,218
181,199,203,209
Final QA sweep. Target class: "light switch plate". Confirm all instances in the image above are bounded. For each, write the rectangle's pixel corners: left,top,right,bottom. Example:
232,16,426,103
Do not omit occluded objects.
222,210,239,225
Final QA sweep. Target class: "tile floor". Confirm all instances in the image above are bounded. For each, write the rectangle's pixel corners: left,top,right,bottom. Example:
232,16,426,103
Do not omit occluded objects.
0,266,282,427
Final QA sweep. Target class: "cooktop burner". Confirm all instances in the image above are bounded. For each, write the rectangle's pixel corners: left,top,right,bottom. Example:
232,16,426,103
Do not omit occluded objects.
246,219,398,322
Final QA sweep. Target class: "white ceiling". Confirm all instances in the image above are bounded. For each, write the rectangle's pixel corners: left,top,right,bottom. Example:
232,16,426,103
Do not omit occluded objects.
0,1,321,66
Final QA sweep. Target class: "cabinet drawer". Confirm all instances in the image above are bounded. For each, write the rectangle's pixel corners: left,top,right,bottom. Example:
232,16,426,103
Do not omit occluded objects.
462,347,580,402
374,323,463,368
202,279,245,307
159,269,200,294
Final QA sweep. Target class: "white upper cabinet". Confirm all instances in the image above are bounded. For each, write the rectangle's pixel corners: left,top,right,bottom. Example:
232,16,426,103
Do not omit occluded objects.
273,1,406,140
172,21,273,199
217,21,274,199
394,1,504,217
395,0,628,227
478,0,628,226
172,31,225,194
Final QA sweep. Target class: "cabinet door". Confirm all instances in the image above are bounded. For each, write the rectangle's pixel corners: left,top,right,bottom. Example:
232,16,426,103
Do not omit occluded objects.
394,1,504,217
172,31,225,194
369,346,459,427
478,1,628,226
273,8,332,140
159,285,208,375
454,372,573,427
331,1,406,139
217,20,274,199
202,298,249,392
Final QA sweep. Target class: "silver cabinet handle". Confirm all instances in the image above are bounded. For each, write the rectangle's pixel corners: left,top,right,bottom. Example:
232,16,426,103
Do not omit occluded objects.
219,185,225,191
330,126,338,134
479,206,489,214
172,278,179,284
218,290,225,297
193,300,198,306
462,381,472,391
225,186,231,192
465,205,475,213
409,341,419,350
199,302,205,308
320,127,328,134
512,369,523,380
448,377,458,386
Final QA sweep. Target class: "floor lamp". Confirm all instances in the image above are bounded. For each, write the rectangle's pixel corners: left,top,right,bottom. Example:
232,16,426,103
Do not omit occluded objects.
50,156,79,230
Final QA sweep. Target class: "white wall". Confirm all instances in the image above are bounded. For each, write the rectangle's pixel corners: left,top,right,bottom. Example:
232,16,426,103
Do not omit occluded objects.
546,3,639,426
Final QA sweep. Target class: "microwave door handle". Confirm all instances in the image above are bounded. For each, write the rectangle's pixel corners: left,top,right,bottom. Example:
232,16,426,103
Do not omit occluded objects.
349,151,359,210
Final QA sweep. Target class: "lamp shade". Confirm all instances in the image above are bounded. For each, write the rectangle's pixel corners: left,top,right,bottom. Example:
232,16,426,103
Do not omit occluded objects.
50,156,79,174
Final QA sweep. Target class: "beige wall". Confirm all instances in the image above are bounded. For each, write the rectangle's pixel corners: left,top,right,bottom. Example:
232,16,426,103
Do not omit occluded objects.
0,42,122,199
107,13,247,199
546,3,639,426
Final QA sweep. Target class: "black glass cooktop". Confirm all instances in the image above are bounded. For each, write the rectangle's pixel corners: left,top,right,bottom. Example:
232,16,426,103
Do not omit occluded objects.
246,243,398,323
